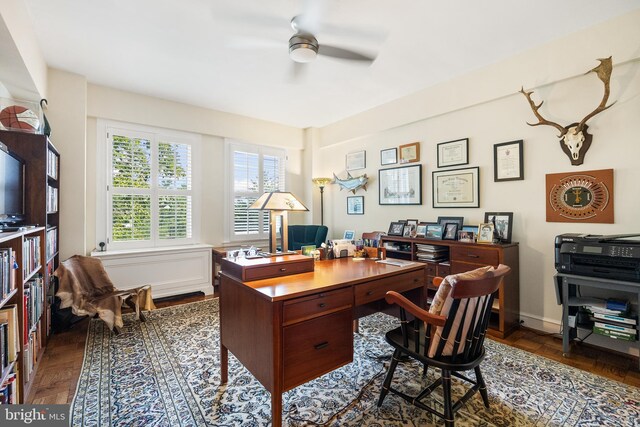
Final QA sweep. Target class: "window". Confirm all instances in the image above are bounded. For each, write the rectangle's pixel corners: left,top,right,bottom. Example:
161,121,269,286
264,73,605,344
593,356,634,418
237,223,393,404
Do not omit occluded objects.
227,140,285,241
100,123,200,249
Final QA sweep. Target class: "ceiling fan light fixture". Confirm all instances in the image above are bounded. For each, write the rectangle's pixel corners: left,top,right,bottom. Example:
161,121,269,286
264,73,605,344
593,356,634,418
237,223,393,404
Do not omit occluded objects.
289,35,318,63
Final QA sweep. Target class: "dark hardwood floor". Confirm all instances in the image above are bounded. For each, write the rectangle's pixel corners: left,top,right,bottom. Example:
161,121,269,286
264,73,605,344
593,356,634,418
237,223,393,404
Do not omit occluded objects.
27,293,639,404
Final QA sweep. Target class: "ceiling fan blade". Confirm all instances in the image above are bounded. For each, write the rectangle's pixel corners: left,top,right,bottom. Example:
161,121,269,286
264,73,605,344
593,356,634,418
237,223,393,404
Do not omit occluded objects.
288,61,307,82
295,0,327,34
318,44,376,62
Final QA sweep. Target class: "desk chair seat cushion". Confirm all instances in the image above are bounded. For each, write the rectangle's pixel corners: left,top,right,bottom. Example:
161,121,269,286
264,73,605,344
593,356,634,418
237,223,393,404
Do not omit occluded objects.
55,255,156,331
427,265,495,357
288,225,329,251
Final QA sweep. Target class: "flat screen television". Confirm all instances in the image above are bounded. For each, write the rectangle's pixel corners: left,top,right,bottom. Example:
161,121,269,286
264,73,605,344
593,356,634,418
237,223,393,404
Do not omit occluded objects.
0,145,25,228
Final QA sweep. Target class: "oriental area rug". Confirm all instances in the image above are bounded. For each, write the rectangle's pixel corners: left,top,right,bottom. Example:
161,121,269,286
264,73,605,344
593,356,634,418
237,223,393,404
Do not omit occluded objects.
71,299,639,426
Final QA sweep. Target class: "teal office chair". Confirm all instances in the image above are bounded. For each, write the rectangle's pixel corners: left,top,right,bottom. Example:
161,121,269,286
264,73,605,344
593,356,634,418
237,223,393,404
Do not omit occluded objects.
288,225,328,251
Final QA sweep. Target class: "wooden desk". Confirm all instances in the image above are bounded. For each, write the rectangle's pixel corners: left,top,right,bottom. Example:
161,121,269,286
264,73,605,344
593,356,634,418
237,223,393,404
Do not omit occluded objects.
219,257,426,427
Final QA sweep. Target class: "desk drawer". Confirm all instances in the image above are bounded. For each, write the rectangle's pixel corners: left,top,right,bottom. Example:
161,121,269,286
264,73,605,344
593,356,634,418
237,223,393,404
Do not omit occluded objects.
354,270,424,305
283,309,353,390
283,287,352,326
450,246,499,266
244,259,313,281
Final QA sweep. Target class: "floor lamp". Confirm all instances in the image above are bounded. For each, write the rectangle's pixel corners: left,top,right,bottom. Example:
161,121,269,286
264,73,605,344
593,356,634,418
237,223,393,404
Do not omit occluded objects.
248,191,309,256
312,177,332,226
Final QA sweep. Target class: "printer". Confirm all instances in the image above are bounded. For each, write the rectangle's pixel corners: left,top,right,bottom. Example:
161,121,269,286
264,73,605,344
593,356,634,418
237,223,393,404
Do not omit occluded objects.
555,233,640,282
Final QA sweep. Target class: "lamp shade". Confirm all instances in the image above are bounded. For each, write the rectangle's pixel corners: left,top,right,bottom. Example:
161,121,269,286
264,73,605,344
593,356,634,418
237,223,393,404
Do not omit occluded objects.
248,191,309,211
312,177,333,188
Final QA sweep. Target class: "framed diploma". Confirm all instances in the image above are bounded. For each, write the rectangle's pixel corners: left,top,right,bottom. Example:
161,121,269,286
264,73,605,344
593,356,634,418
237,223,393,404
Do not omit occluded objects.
437,138,469,168
346,150,366,171
379,164,422,205
399,142,420,163
432,166,480,208
494,140,524,182
380,147,397,165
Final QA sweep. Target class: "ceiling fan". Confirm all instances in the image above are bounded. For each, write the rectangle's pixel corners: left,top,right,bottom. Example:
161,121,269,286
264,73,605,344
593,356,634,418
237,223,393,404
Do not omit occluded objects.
287,15,376,64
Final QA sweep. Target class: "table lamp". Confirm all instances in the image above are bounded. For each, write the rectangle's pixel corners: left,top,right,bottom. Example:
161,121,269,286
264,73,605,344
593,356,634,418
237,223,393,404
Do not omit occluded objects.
248,191,309,256
311,177,332,226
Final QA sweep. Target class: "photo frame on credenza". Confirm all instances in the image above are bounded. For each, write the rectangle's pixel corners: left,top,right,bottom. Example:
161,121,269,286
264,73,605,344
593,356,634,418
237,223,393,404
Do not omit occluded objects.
387,221,405,236
484,212,513,243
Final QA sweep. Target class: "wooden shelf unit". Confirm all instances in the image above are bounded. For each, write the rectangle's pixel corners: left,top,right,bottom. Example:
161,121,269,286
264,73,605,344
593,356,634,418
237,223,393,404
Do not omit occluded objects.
0,130,60,403
381,235,520,338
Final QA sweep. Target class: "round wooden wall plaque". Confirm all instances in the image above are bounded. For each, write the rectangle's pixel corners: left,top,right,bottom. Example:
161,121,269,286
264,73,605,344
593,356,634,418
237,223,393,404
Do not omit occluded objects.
545,169,614,223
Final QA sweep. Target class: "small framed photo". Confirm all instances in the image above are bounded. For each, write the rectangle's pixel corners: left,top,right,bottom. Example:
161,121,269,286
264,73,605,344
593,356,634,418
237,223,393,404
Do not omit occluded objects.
437,138,469,168
402,224,414,237
406,219,419,228
443,223,458,240
399,142,420,164
301,245,316,256
415,223,428,238
425,224,444,240
477,223,495,243
343,230,356,240
437,216,464,229
346,150,366,171
462,225,478,235
387,222,405,236
347,196,364,215
458,230,475,243
494,140,524,182
484,212,514,243
380,148,398,166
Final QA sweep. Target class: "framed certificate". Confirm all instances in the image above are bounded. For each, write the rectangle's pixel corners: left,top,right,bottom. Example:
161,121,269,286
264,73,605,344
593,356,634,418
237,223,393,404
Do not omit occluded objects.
379,164,422,205
399,142,420,163
346,150,366,171
380,148,397,166
432,166,479,208
437,138,469,168
494,140,524,182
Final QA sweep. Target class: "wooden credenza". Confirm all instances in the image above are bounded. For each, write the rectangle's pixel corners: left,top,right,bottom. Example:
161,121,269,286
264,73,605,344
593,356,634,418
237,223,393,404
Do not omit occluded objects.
381,236,520,338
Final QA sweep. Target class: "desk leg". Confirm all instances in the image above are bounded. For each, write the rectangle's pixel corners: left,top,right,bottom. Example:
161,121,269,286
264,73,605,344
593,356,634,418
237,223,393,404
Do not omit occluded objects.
220,343,228,384
562,280,570,356
271,392,282,427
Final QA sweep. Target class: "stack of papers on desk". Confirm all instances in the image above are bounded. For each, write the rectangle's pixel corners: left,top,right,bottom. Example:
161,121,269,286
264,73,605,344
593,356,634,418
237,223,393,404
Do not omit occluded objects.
376,259,416,267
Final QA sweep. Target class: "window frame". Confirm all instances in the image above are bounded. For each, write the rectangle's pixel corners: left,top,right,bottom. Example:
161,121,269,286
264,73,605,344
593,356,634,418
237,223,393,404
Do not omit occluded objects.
224,139,286,243
96,120,201,251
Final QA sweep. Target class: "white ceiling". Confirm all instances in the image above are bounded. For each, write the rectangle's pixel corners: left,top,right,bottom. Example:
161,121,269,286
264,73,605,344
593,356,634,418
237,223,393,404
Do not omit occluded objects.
23,0,640,129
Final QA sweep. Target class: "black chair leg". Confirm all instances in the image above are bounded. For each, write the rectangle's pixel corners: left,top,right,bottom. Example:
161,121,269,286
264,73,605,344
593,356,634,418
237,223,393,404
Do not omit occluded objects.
441,369,454,427
422,363,429,378
474,366,490,408
377,348,402,407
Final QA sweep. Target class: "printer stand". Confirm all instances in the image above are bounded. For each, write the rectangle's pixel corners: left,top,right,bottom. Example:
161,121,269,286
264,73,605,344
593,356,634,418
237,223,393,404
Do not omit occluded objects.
556,273,640,370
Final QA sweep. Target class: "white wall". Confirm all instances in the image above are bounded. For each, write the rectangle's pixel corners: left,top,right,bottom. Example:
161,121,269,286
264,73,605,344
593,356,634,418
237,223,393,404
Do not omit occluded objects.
314,14,640,355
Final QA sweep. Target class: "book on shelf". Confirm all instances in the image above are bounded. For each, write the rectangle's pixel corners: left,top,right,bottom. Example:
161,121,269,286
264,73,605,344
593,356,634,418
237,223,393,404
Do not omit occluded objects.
0,322,7,371
593,325,637,342
0,371,18,404
0,304,18,364
0,248,17,299
22,236,42,280
593,321,636,336
46,227,57,260
592,312,637,326
47,149,59,180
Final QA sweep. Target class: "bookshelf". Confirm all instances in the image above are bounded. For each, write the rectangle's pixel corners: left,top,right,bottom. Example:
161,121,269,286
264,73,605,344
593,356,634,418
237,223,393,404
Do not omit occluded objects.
0,129,60,403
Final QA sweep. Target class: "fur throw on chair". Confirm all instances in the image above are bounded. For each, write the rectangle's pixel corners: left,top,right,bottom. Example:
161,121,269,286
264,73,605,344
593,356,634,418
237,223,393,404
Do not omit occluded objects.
54,255,155,331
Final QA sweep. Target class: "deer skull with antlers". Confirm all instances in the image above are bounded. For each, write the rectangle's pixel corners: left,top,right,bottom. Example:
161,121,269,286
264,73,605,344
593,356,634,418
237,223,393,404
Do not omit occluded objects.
520,57,615,166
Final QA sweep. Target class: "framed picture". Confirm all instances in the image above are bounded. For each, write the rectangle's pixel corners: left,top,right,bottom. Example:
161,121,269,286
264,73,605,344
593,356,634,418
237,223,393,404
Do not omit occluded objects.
425,224,444,240
406,219,419,228
437,216,464,229
301,245,316,256
343,230,355,240
443,223,459,240
380,148,397,166
347,196,364,215
477,223,495,243
494,140,524,182
415,223,428,238
462,225,478,235
346,150,366,171
437,138,469,168
379,164,422,205
484,212,514,243
457,230,475,243
399,142,420,163
432,167,479,208
388,221,405,236
402,224,414,237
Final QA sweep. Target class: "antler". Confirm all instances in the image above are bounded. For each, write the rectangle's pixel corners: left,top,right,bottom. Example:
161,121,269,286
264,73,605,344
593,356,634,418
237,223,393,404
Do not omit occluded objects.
519,87,567,137
576,56,615,132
